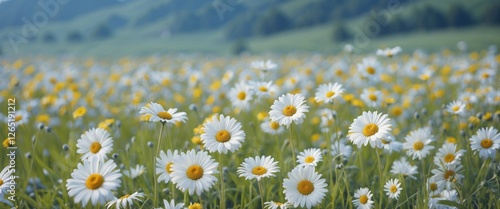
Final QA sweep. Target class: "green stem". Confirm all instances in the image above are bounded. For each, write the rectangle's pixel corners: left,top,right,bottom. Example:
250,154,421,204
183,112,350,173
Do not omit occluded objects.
257,180,265,209
219,153,226,209
153,122,165,207
289,124,296,167
376,149,383,209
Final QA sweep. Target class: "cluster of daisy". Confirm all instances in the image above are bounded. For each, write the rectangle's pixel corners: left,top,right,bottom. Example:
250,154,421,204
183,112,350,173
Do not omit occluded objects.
1,45,499,208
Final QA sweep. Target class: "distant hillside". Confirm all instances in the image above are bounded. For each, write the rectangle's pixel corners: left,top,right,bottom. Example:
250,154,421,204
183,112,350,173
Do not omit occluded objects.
0,0,498,56
0,0,124,30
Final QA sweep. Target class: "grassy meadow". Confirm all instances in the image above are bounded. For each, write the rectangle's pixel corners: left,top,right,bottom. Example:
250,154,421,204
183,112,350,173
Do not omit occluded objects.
0,48,500,209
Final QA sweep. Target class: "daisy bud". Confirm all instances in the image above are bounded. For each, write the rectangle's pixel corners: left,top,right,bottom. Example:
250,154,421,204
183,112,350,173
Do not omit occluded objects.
45,126,52,133
31,135,36,144
125,143,130,152
43,149,49,157
336,164,344,169
421,108,427,116
112,153,119,160
62,144,69,152
189,104,198,112
147,141,154,148
130,136,136,143
25,152,32,159
460,130,466,138
476,112,483,120
163,188,170,195
38,123,45,130
414,112,420,119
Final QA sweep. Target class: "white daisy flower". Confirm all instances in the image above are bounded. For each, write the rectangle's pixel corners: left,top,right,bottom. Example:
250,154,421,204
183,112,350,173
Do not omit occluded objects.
331,139,353,161
427,177,442,197
348,111,392,148
445,100,466,115
433,143,465,166
470,127,500,160
357,57,382,81
264,201,292,209
353,187,374,209
428,190,459,209
66,157,122,207
390,157,418,180
139,102,187,124
269,93,309,128
283,166,327,209
170,149,219,195
297,148,323,167
375,134,403,154
431,163,464,191
403,127,435,160
376,46,402,58
260,119,285,135
201,114,246,154
251,59,278,73
314,82,344,104
237,155,280,181
250,80,279,99
76,128,113,161
0,166,14,194
123,164,146,179
228,82,253,111
384,179,402,200
360,88,383,108
13,110,29,126
105,192,145,209
156,150,179,183
158,199,185,209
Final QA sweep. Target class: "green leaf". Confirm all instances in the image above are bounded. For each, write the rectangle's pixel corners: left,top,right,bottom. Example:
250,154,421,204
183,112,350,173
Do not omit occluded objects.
437,200,466,209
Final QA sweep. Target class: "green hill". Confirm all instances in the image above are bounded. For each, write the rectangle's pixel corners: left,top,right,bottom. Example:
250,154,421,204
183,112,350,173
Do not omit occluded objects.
0,0,498,57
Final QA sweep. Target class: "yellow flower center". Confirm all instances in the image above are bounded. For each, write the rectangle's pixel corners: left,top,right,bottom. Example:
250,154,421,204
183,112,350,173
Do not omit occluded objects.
359,195,368,204
237,92,246,100
274,202,283,206
444,153,455,163
259,86,268,92
446,137,457,144
381,139,390,144
362,124,379,137
452,106,460,112
166,162,174,174
0,179,3,186
270,121,280,130
304,156,315,163
215,130,231,142
390,185,397,193
186,165,204,180
188,203,202,209
90,142,102,154
297,180,314,195
251,166,267,176
429,182,438,191
282,105,297,117
368,94,377,101
444,170,455,180
481,138,493,148
119,194,130,200
85,173,104,190
366,66,376,75
15,115,22,122
413,141,424,151
158,111,172,120
325,91,335,98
